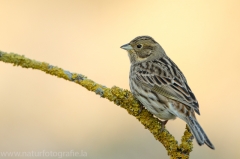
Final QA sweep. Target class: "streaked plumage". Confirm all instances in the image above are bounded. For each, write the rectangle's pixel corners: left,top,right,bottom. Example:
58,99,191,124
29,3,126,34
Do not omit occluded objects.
120,36,214,149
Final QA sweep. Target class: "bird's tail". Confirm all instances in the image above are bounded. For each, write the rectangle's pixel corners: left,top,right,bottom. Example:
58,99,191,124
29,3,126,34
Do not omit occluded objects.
186,116,215,149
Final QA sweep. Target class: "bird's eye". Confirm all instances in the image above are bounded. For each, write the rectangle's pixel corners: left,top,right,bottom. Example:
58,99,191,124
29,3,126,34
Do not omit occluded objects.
137,44,142,48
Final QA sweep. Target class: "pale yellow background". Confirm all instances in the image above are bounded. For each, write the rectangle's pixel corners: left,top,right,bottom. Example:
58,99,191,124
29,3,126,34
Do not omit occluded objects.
0,0,239,158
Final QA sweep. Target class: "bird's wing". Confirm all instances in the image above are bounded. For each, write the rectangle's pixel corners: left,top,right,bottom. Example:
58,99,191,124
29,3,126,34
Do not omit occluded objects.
134,56,200,115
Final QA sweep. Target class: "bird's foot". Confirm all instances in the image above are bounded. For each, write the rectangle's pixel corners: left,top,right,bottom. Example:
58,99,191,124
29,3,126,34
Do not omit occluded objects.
137,104,143,115
158,119,168,132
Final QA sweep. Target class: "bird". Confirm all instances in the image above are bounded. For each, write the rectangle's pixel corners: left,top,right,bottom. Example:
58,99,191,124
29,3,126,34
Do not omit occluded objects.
120,36,214,149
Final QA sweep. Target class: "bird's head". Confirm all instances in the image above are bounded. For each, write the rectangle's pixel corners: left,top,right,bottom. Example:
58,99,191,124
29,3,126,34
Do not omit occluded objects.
120,36,166,64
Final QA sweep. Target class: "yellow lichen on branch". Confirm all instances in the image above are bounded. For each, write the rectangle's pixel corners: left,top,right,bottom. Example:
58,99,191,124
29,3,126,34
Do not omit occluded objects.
0,51,193,158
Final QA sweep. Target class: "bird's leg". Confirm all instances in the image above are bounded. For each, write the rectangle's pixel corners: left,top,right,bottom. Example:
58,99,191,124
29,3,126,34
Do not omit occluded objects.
137,104,144,115
137,102,143,115
158,119,168,132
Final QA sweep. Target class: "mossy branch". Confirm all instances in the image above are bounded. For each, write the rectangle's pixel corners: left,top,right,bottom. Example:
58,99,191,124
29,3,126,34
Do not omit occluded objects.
0,51,193,159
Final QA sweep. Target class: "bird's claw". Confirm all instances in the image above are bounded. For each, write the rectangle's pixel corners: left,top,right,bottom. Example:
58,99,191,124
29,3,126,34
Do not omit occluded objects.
137,104,143,115
158,119,168,132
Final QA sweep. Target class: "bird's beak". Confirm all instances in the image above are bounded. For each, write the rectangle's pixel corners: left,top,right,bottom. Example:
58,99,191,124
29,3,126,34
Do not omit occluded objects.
120,43,133,50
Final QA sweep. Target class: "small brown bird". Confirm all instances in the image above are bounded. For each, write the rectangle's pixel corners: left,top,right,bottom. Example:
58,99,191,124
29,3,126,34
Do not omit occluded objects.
120,36,214,149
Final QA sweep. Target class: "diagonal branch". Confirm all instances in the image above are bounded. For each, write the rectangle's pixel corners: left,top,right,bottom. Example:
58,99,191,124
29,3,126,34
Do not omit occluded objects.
0,51,193,158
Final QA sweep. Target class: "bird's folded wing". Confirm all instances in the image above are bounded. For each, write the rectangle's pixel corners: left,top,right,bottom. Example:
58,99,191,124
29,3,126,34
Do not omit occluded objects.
135,57,200,115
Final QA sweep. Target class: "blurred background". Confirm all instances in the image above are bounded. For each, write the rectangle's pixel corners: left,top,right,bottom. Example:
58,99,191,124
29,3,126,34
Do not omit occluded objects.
0,0,239,158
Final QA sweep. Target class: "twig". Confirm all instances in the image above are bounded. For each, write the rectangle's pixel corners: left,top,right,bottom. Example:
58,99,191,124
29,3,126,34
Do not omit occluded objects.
0,51,193,158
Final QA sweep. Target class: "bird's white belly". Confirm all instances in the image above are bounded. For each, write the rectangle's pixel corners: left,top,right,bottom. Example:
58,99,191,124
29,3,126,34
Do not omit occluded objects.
136,94,176,120
130,80,176,120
